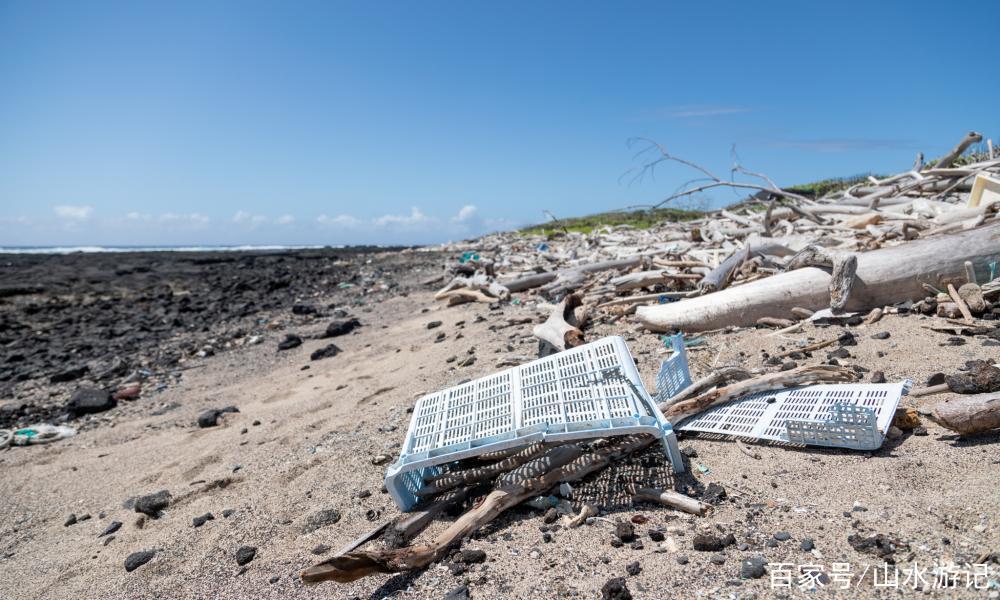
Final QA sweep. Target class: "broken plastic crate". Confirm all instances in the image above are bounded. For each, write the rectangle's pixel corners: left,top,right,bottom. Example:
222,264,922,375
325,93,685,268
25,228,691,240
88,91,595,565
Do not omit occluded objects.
386,336,686,511
654,338,911,450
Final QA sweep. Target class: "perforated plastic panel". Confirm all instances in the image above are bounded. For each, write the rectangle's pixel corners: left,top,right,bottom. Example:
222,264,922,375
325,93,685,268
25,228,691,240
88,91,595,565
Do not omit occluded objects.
677,381,910,450
386,336,685,511
656,333,692,403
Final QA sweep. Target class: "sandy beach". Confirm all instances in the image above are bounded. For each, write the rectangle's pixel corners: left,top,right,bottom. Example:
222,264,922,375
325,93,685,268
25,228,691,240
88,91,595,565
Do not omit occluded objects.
1,247,997,599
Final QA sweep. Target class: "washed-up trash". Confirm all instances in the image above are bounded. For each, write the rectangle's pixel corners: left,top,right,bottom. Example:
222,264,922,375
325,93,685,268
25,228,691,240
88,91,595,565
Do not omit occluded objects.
526,496,558,510
384,336,686,511
458,251,480,264
4,424,78,447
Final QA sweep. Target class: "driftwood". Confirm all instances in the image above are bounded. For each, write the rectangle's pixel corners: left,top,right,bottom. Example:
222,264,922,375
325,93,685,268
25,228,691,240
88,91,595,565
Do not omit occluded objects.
661,365,858,422
501,257,643,293
564,502,598,527
659,366,751,410
611,269,701,291
383,487,470,549
637,223,1000,332
300,436,653,583
533,294,586,351
927,392,1000,434
633,487,710,516
933,131,983,169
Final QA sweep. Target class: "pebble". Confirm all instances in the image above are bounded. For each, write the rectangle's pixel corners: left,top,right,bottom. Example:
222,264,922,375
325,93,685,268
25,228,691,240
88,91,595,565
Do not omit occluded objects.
702,482,727,504
600,577,632,600
765,539,779,548
871,331,890,340
626,561,641,576
197,406,239,428
457,549,487,564
277,334,303,351
740,555,767,579
680,447,698,458
324,318,361,338
311,544,330,555
773,531,791,541
235,545,257,566
648,530,664,542
124,549,155,572
134,490,171,517
302,509,341,533
192,513,215,527
371,454,391,465
66,387,116,417
692,534,726,551
871,371,887,383
800,538,814,551
222,509,236,518
426,321,443,329
445,585,470,600
64,514,77,527
99,521,122,537
710,554,726,565
310,344,341,361
676,555,689,565
615,521,636,543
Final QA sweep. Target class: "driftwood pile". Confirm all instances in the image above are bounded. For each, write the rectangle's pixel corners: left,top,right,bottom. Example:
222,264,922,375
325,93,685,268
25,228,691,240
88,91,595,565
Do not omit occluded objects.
301,132,1000,585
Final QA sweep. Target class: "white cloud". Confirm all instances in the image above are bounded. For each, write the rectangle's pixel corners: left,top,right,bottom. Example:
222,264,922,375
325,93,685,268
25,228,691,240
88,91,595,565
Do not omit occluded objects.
659,105,750,119
276,214,295,225
158,212,210,227
232,210,268,225
452,204,478,223
373,207,430,227
53,205,93,220
317,214,362,228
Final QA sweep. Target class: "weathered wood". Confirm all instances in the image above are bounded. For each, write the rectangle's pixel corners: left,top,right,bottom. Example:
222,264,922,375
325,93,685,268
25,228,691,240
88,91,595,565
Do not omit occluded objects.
927,392,1000,434
933,131,983,169
300,436,652,583
533,294,585,351
611,269,701,291
661,365,857,422
637,223,1000,332
634,487,710,516
501,257,643,293
658,366,751,410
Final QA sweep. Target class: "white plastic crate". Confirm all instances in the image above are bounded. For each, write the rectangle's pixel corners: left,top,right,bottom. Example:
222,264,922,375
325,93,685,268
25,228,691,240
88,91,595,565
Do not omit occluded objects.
677,381,911,450
386,336,686,511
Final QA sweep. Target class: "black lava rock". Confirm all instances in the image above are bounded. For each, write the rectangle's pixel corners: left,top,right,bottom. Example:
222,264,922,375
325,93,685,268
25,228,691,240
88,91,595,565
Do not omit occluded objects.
302,508,341,533
292,304,317,315
615,521,636,543
626,561,641,576
773,531,791,541
311,544,330,555
235,545,257,566
740,555,767,579
927,372,947,386
66,387,116,417
99,521,122,537
197,406,239,428
134,490,171,518
193,513,215,527
125,549,155,572
693,534,727,552
277,334,303,351
310,343,341,361
800,537,815,551
64,514,77,526
324,318,361,338
457,549,487,564
648,530,665,542
51,365,89,384
601,577,632,600
703,482,728,504
871,371,886,383
444,585,470,600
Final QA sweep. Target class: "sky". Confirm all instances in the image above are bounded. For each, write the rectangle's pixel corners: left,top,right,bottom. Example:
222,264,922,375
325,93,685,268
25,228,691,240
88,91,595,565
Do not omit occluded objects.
1,0,998,247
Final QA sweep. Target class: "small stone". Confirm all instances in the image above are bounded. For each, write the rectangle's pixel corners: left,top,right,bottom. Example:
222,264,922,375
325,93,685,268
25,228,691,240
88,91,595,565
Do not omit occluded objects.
302,509,341,533
64,514,77,527
648,530,664,542
543,508,558,524
311,544,330,555
676,555,689,565
222,509,236,518
192,513,215,527
737,543,749,551
371,454,390,465
680,446,697,458
927,372,946,386
780,361,798,371
235,545,257,566
800,538,815,551
277,334,303,351
426,321,443,329
773,531,791,541
703,482,727,504
99,521,122,537
102,535,115,546
197,406,239,428
269,576,280,584
913,426,928,436
626,561,641,576
66,387,115,417
765,539,778,548
871,331,890,340
134,490,171,518
77,514,91,522
740,555,767,579
324,318,361,338
457,549,487,564
693,534,726,552
542,532,553,543
310,344,341,361
710,554,726,565
871,371,886,383
615,521,636,543
435,332,446,343
600,577,632,600
124,549,155,572
356,489,372,499
448,562,466,575
444,585,470,600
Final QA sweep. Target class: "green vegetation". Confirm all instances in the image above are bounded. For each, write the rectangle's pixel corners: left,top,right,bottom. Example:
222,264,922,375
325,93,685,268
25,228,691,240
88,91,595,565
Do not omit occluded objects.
785,173,878,198
519,207,704,236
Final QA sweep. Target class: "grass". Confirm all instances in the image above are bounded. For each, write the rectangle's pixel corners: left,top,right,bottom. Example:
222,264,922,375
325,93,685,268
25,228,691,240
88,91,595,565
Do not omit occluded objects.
519,207,705,236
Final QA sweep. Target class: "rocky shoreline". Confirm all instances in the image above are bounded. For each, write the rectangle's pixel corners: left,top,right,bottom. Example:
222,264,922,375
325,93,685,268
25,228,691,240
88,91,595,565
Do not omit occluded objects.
0,247,440,429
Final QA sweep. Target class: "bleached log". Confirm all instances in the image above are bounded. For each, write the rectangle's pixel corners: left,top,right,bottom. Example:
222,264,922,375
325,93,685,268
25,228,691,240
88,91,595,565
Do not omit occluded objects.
927,392,1000,434
634,487,710,516
637,223,1000,332
933,131,983,169
501,256,643,292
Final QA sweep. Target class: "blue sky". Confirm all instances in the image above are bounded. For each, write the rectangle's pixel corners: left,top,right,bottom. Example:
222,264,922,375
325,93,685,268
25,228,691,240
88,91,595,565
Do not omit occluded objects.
1,1,997,246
